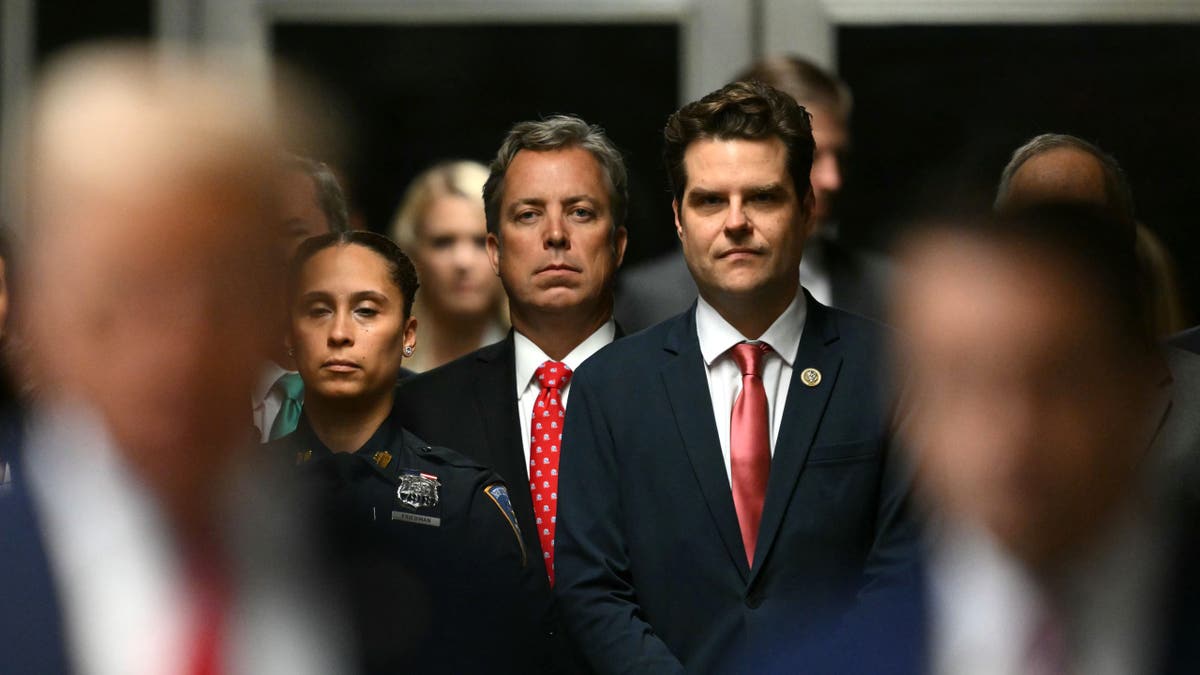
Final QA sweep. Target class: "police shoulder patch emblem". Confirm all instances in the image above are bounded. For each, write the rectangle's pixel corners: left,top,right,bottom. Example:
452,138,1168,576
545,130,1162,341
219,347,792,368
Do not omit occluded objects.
484,483,527,567
396,470,441,509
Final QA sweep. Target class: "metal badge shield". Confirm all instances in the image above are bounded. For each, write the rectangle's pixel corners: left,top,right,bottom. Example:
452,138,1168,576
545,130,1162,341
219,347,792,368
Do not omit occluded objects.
397,470,441,509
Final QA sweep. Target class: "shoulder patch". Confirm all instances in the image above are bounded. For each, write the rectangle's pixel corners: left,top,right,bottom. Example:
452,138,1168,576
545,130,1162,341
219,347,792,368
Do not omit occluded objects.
484,483,527,567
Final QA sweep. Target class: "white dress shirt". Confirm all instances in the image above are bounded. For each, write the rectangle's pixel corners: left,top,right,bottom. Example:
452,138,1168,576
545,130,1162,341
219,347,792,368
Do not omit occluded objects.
515,320,616,478
696,291,807,484
23,401,351,675
928,516,1164,675
252,362,297,443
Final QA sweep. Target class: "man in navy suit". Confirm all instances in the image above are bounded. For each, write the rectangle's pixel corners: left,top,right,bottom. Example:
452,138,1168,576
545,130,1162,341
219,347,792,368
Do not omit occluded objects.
554,80,916,673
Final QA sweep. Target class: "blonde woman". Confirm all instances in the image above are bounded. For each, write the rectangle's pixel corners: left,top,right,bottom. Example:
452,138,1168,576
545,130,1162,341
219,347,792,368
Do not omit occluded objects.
390,161,508,372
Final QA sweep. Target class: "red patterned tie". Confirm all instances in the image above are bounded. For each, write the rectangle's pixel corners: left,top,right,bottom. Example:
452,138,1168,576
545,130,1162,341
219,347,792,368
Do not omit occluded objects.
730,342,772,568
530,360,572,585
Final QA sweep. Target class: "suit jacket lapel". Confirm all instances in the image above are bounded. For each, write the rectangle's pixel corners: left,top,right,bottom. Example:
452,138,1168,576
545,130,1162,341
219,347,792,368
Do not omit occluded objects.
749,296,842,582
661,308,750,581
472,334,540,554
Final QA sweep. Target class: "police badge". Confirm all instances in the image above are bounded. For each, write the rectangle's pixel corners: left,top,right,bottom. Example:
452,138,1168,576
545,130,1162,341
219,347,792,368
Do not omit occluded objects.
397,470,441,509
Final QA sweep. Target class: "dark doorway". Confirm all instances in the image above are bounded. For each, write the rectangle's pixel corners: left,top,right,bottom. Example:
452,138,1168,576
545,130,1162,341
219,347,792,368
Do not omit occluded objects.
838,24,1200,318
272,22,680,265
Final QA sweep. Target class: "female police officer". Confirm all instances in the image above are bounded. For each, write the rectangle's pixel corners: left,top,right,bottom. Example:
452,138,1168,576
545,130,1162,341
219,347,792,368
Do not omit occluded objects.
272,230,545,673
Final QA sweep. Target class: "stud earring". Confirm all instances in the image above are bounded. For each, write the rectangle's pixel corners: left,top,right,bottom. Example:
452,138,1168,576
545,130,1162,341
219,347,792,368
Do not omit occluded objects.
287,347,294,357
404,346,414,356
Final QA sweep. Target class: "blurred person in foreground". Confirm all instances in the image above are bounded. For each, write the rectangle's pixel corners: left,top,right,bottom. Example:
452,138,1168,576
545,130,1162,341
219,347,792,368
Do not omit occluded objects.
0,46,349,674
615,54,891,331
762,206,1200,674
555,80,915,674
995,133,1200,503
389,160,508,373
253,154,352,443
395,115,629,672
270,230,546,673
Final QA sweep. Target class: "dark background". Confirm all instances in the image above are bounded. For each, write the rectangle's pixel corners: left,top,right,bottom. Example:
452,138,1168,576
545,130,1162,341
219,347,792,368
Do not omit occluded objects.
26,11,1200,318
272,23,681,266
837,24,1200,320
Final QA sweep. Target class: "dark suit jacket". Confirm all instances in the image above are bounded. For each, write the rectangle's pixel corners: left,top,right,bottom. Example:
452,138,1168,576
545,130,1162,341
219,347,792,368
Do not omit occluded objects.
750,509,1200,675
0,463,72,675
555,294,917,674
395,331,620,673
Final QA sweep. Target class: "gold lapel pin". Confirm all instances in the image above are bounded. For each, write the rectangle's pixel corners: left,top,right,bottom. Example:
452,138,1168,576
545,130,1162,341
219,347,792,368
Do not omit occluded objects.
800,368,821,387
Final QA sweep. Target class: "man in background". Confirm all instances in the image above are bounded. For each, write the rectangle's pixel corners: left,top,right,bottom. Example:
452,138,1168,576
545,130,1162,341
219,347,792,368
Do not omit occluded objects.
254,153,352,443
994,133,1200,504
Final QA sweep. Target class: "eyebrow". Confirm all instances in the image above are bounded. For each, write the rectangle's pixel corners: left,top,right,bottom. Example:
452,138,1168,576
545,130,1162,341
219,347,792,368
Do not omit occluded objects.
298,289,391,304
509,195,598,208
509,198,545,211
686,188,724,202
747,183,787,195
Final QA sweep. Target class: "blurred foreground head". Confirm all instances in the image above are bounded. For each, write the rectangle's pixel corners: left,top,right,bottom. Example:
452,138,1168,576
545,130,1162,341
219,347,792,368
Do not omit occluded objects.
21,46,284,521
892,206,1162,577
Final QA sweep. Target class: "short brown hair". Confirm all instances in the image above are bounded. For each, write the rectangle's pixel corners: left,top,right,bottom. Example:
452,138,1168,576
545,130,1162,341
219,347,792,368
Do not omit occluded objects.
663,80,815,204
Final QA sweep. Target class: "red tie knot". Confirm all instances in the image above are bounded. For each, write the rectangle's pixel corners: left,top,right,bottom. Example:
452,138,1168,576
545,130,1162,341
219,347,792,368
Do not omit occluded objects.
536,360,573,390
731,342,771,378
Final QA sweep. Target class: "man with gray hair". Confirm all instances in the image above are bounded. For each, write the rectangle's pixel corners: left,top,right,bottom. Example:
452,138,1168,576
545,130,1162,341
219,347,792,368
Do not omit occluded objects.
397,114,628,672
994,133,1135,219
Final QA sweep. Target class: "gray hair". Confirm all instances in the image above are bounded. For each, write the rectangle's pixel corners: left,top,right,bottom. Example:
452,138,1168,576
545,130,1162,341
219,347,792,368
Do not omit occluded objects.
283,153,351,233
482,115,627,235
994,133,1134,221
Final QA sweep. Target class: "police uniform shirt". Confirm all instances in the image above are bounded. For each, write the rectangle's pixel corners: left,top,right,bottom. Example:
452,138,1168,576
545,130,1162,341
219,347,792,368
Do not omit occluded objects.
272,403,547,674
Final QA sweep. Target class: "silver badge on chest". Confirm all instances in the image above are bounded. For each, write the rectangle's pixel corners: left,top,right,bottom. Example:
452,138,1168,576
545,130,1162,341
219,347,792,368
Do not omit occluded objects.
397,471,441,509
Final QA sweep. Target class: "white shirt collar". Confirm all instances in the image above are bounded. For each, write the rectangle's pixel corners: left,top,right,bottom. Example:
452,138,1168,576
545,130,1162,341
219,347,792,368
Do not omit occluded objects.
695,290,806,368
514,319,616,400
253,361,294,404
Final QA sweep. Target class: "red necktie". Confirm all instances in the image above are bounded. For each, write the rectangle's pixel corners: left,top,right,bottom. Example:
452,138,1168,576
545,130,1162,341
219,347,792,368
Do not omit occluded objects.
1025,602,1070,675
186,561,228,675
730,342,772,568
529,360,572,585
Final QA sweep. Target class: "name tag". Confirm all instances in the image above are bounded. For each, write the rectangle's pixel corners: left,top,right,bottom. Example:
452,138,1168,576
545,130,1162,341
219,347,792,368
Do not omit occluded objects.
392,511,441,527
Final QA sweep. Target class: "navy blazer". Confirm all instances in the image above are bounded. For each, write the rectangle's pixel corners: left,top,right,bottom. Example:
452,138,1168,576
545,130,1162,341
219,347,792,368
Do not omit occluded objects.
0,467,72,675
555,294,917,673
